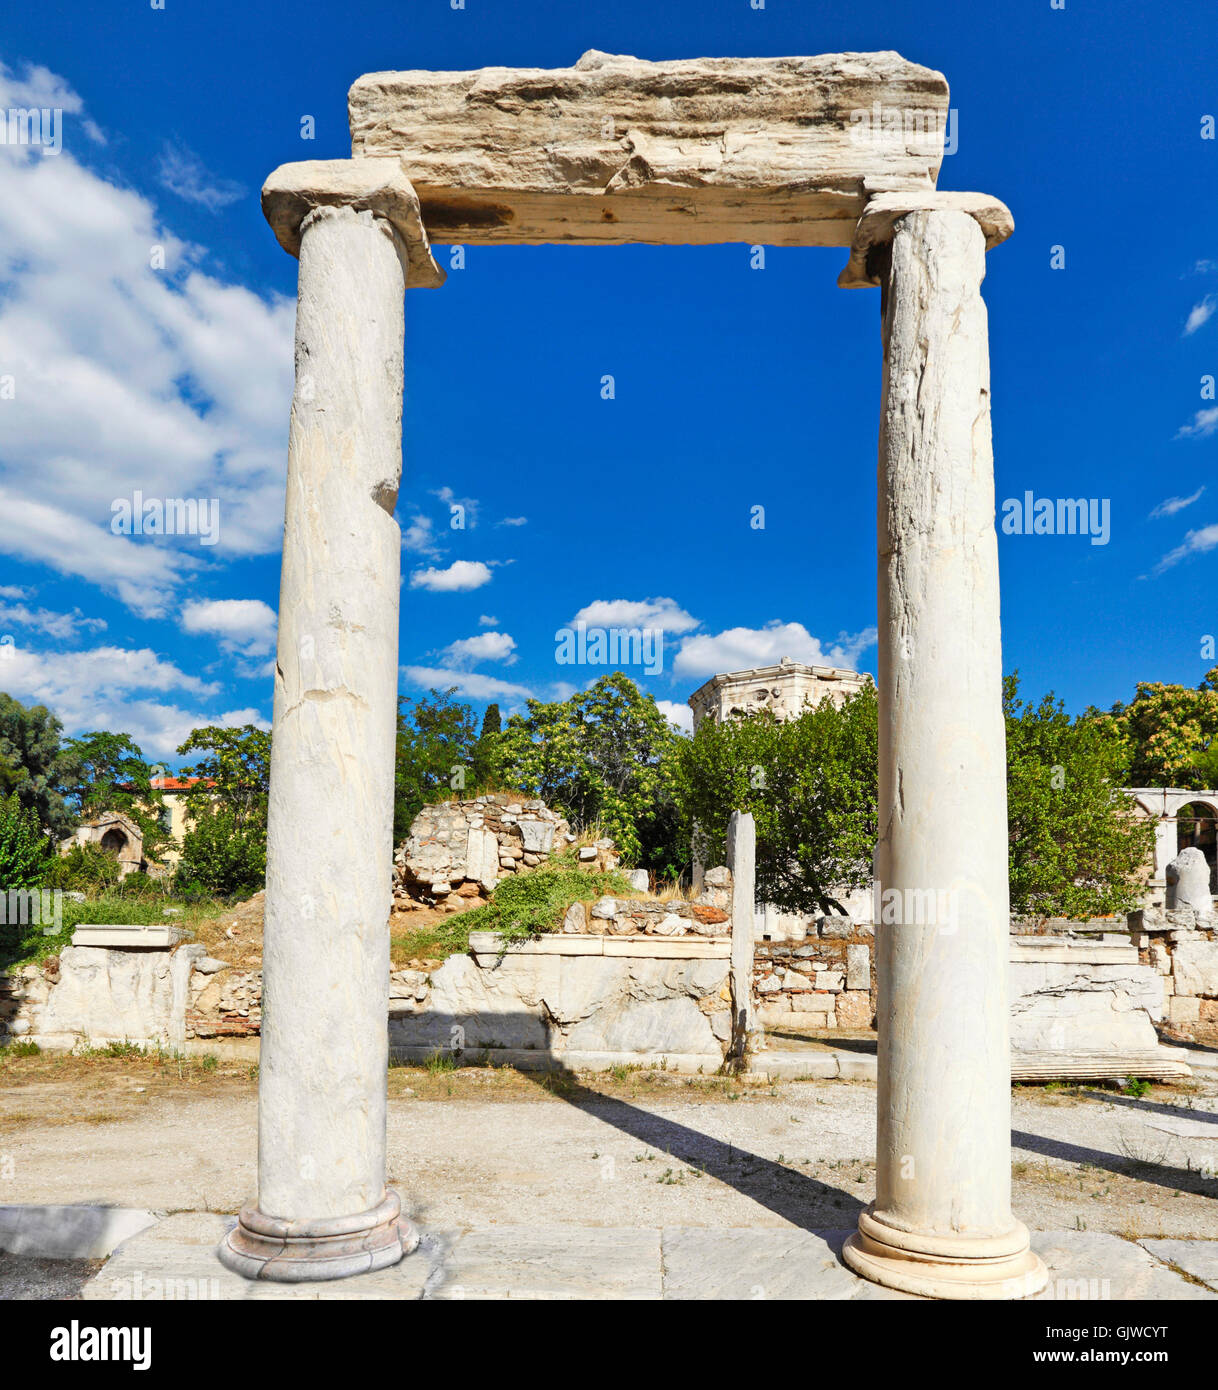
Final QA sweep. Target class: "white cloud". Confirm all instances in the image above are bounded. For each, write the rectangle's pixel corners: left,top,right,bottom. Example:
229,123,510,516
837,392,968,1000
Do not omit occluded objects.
498,516,528,527
673,621,878,679
0,640,255,757
157,143,243,211
1177,407,1218,440
0,58,295,616
655,699,693,735
1153,523,1218,574
441,631,517,666
0,600,105,640
402,514,442,557
1149,486,1205,519
401,664,533,701
409,560,492,592
0,585,28,600
477,614,499,627
181,598,277,656
0,486,194,618
1184,296,1217,336
570,596,700,635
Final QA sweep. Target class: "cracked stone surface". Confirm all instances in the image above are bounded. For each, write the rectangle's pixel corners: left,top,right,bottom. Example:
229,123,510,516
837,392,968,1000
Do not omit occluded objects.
72,1213,1217,1301
347,50,949,246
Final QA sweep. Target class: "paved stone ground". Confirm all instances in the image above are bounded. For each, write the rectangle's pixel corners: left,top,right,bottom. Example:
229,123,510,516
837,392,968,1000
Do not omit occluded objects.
55,1213,1216,1300
3,1058,1216,1299
5,1073,1216,1237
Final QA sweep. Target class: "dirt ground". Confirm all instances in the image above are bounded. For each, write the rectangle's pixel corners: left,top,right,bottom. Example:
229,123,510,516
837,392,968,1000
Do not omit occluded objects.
1,1050,1215,1242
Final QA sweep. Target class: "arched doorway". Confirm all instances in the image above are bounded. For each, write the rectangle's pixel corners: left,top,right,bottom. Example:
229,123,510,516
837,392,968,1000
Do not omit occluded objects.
99,827,126,857
1176,800,1218,891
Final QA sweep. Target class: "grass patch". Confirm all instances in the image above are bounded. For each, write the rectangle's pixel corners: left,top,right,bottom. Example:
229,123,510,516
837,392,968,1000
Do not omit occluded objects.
458,854,631,946
0,893,233,972
390,854,632,964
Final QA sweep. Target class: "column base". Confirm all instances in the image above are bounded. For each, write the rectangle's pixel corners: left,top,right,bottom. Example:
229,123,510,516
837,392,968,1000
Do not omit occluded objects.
843,1209,1049,1300
217,1189,418,1283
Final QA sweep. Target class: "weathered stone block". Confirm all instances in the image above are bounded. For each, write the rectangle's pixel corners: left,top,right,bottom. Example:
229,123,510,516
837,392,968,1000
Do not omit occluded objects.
1172,939,1218,998
348,51,949,246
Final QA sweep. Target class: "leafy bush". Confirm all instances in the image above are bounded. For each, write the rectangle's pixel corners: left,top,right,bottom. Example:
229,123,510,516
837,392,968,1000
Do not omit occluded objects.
459,856,630,945
0,791,51,888
175,805,266,898
46,841,124,894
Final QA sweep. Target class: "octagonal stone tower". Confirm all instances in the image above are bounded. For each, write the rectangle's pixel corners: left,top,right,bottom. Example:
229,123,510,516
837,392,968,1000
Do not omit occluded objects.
688,657,872,731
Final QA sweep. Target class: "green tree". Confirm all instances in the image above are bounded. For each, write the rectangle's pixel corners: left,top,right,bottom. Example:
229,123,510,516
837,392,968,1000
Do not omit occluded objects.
61,730,170,861
498,673,682,871
173,725,270,896
0,694,76,839
471,703,502,787
175,805,267,898
1006,674,1154,917
394,689,478,840
676,684,878,913
0,791,52,887
1097,668,1218,789
177,725,271,825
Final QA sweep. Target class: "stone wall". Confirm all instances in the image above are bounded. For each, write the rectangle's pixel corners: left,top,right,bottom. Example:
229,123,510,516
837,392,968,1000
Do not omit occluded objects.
1012,909,1218,1047
1008,938,1187,1079
388,933,731,1071
2,943,202,1048
1129,907,1218,1046
394,794,619,909
753,915,875,1030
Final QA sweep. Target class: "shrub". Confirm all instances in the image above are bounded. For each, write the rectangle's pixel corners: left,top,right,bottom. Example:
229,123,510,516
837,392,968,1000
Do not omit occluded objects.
175,805,266,898
47,842,124,894
0,792,51,888
460,857,630,945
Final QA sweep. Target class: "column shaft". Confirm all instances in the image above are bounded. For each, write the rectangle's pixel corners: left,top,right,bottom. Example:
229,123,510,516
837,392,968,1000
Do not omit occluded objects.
220,204,412,1280
844,208,1047,1298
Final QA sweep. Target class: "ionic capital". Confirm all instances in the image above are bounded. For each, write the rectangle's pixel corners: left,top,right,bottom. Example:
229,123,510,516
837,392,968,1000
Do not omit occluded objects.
262,157,445,288
838,191,1014,289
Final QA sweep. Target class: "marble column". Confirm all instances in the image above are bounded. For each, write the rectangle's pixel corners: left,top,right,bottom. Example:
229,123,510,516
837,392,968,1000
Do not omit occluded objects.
220,163,442,1281
840,196,1048,1299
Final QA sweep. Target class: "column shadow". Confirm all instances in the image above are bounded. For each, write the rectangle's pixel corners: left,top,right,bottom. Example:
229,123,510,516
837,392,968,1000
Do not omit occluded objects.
515,1067,867,1233
1011,1129,1218,1199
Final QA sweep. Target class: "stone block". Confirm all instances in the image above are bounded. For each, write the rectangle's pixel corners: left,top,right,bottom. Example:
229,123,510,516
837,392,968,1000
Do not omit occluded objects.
1173,939,1218,997
71,923,186,949
835,989,873,1029
845,943,870,990
1168,995,1201,1026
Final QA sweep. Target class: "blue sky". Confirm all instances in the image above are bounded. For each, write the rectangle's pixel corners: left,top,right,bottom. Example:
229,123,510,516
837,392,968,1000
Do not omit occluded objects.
0,0,1214,760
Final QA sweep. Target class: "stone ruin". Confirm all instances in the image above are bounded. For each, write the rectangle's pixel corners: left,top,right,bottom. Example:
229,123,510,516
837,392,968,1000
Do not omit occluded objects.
236,47,1052,1297
393,793,621,909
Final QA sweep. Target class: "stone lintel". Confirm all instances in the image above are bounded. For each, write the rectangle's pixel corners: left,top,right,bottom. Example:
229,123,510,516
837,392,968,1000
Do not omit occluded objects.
71,922,187,949
838,190,1014,287
347,50,949,247
261,158,445,288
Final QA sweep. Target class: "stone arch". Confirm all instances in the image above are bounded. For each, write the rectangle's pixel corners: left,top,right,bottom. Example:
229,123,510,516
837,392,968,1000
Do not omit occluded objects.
99,827,127,857
1176,799,1218,890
